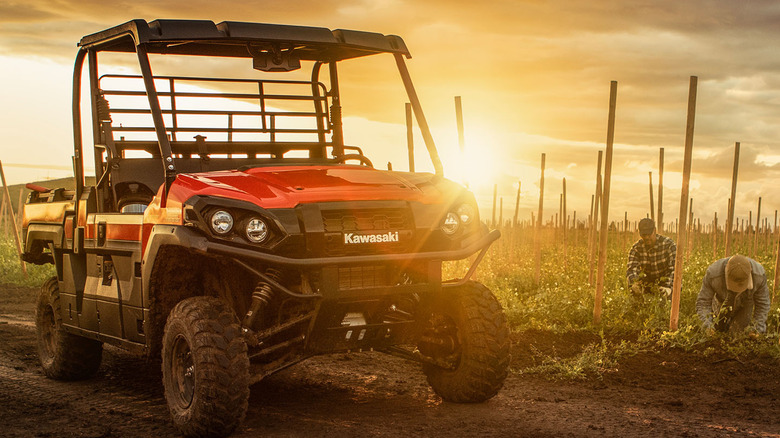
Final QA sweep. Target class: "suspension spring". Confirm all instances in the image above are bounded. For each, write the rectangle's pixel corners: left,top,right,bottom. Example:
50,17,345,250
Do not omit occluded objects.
242,268,282,330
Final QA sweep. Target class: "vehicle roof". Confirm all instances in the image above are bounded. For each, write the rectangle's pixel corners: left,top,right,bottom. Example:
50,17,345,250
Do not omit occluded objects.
78,19,411,61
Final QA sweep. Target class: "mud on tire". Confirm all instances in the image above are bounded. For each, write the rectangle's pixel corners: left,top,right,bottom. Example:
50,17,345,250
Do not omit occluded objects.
162,296,250,438
421,281,510,403
36,276,103,380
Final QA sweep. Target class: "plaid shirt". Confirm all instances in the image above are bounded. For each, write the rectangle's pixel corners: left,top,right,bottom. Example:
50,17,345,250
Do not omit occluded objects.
626,234,676,288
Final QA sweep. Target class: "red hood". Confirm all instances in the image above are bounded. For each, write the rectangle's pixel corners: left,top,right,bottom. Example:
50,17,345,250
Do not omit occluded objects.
167,165,457,208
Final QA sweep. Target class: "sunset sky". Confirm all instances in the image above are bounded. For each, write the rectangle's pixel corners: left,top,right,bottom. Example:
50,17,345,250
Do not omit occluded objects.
2,1,779,227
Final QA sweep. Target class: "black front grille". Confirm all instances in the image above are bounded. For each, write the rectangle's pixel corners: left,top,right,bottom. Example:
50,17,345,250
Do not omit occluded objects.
321,208,414,256
322,208,412,232
338,265,390,289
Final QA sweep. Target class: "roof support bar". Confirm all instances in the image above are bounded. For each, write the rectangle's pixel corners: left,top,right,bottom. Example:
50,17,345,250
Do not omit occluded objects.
328,62,345,157
393,53,443,176
311,61,327,153
136,43,177,199
71,47,87,228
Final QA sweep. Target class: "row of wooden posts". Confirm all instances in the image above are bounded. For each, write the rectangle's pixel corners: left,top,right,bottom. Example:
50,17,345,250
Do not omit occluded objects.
438,79,779,331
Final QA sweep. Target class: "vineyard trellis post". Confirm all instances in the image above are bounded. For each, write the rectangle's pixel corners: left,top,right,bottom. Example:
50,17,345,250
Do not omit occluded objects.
513,181,521,227
0,195,6,237
491,184,497,227
594,80,617,325
16,189,23,231
686,198,694,259
498,197,503,229
0,161,27,277
670,76,698,331
588,150,603,286
753,197,761,259
649,172,655,222
725,142,740,257
658,148,664,231
713,212,718,260
573,210,578,247
534,153,546,285
455,96,465,156
563,178,568,269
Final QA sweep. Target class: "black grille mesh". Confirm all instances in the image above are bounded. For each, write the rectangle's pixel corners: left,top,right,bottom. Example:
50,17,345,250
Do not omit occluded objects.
338,265,389,289
322,208,412,232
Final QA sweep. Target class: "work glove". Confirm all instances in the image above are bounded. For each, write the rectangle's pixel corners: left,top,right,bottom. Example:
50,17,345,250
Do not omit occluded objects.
659,287,672,298
630,283,642,296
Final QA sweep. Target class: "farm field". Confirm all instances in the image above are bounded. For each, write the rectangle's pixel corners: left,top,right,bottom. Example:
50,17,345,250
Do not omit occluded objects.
1,224,780,437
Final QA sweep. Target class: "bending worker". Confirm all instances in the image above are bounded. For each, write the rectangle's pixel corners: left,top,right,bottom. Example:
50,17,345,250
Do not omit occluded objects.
696,254,770,334
626,218,676,297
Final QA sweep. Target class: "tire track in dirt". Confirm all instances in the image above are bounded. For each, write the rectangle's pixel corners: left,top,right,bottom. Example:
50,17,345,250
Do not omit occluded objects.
0,322,176,437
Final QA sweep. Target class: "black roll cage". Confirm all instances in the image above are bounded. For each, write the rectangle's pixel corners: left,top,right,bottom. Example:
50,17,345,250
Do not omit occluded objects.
70,19,444,225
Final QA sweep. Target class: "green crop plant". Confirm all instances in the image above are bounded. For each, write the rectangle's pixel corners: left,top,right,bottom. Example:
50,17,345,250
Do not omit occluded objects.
0,236,54,287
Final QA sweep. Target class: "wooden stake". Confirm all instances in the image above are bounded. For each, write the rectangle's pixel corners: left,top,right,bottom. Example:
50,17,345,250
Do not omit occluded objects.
498,197,504,229
649,171,655,222
491,184,497,227
513,181,521,227
725,142,740,257
16,188,24,231
658,147,665,232
455,96,465,156
534,153,546,285
573,210,578,247
686,198,694,259
588,151,603,286
563,178,568,269
753,197,761,259
670,76,697,331
595,81,617,325
0,161,27,277
0,196,6,237
713,211,718,260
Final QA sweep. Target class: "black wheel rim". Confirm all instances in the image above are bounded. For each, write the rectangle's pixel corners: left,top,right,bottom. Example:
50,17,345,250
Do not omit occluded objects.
421,313,462,368
171,334,195,408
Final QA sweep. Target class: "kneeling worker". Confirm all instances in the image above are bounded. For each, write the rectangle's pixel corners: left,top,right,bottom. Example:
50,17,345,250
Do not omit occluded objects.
626,218,676,297
696,254,770,334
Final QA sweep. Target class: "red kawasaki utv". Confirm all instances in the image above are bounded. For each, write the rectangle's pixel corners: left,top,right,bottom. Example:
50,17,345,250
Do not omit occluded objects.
22,19,509,437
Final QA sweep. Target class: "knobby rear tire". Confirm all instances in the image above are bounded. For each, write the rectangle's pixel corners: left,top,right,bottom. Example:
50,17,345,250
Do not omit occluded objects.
422,281,511,403
162,296,250,438
36,276,103,380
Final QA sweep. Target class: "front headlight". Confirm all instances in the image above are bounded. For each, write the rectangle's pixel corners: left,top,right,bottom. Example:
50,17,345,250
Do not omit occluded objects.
457,204,475,225
211,210,234,234
245,218,269,243
441,212,460,235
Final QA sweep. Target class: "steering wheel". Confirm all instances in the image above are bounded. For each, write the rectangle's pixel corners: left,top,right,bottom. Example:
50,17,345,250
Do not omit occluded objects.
334,154,374,167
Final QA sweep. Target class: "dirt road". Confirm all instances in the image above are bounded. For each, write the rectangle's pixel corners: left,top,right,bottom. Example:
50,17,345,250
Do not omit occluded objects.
2,283,779,437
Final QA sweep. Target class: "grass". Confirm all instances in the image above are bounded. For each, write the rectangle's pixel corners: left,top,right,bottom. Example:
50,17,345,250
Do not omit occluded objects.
0,236,54,288
445,226,780,379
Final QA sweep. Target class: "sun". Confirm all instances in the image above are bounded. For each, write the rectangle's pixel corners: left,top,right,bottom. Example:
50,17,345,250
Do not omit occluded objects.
445,127,502,190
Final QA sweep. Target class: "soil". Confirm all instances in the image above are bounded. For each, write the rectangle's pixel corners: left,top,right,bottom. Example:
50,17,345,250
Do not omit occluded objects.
2,283,780,437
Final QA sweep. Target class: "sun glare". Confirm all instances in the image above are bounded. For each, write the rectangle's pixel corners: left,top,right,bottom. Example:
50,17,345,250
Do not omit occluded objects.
445,126,503,190
450,148,499,190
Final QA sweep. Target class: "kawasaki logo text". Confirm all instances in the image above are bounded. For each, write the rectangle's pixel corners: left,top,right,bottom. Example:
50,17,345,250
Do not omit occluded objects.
344,231,399,244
